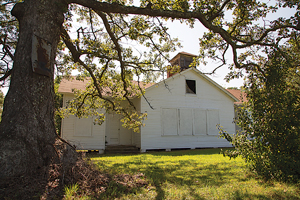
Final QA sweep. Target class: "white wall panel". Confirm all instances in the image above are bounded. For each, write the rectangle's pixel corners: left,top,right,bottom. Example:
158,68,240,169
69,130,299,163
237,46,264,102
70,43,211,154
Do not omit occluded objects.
74,117,92,136
194,109,207,135
162,108,178,136
61,94,106,150
207,109,220,135
179,108,193,136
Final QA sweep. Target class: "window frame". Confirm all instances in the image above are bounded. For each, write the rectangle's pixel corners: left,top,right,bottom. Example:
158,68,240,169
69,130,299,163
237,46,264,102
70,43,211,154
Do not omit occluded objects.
185,79,196,94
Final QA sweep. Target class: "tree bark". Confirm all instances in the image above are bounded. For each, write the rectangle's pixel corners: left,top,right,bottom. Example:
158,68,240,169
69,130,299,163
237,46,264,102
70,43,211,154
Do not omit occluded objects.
0,0,67,178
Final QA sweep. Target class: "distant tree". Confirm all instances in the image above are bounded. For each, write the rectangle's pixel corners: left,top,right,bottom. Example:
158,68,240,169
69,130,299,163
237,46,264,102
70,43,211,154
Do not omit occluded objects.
220,35,300,182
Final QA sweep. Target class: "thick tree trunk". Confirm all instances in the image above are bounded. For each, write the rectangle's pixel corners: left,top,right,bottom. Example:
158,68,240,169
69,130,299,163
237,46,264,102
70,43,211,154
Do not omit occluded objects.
0,0,67,178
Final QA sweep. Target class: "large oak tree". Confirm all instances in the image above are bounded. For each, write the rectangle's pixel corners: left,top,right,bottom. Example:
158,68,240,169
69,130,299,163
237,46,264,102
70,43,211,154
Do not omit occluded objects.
0,0,299,180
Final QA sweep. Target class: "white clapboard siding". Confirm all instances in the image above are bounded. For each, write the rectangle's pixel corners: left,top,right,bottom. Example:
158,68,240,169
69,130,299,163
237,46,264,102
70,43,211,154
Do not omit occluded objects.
129,97,141,146
74,117,92,137
60,94,106,150
140,68,236,151
60,94,141,150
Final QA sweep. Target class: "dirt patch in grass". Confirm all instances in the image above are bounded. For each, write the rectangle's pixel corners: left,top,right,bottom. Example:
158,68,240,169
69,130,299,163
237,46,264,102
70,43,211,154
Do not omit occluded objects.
63,156,148,199
0,143,148,199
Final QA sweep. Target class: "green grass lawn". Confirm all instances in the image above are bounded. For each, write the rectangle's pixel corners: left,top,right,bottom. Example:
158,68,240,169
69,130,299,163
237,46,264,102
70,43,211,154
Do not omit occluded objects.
68,148,300,199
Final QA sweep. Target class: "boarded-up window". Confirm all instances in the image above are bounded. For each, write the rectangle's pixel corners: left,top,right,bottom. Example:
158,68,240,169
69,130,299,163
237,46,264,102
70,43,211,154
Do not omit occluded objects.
207,109,220,135
179,108,193,135
161,108,220,136
194,109,207,135
74,117,92,136
186,80,196,94
162,108,178,136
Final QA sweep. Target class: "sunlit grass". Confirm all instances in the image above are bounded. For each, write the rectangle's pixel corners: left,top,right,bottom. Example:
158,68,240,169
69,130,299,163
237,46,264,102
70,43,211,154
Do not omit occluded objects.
86,149,300,199
64,184,79,200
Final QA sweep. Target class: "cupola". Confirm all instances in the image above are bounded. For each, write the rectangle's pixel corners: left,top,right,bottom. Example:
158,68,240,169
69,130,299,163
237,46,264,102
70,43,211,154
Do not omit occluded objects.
168,52,197,78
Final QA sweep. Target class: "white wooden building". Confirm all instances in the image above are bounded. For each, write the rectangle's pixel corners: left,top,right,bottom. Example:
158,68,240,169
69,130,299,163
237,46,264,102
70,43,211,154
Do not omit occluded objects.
58,52,238,153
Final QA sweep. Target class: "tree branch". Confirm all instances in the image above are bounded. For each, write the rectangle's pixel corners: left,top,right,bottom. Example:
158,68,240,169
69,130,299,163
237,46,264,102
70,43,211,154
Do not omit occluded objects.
61,27,135,119
95,10,136,110
0,35,14,60
0,69,13,82
207,0,230,22
71,0,300,72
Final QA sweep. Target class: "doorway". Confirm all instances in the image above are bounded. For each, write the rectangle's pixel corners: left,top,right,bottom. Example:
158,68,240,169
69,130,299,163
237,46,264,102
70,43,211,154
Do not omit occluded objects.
106,113,133,145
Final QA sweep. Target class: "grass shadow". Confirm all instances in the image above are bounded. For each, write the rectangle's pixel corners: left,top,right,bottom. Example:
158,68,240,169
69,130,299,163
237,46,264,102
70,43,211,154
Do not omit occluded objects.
89,148,300,199
91,148,244,199
231,189,300,200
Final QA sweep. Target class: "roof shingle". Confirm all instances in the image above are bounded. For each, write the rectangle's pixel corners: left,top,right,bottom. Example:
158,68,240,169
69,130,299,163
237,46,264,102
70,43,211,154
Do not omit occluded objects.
226,89,247,104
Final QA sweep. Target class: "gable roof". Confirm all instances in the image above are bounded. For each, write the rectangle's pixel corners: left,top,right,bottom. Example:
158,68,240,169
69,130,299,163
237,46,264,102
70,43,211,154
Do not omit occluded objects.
145,67,239,102
58,77,91,94
58,77,153,95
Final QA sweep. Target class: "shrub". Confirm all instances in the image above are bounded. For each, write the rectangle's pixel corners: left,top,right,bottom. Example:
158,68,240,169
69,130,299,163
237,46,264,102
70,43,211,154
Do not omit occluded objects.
220,44,300,182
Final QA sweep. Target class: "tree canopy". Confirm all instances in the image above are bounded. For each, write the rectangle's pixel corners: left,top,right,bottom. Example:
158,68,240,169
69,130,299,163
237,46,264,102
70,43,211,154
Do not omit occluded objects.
0,0,299,180
2,0,300,129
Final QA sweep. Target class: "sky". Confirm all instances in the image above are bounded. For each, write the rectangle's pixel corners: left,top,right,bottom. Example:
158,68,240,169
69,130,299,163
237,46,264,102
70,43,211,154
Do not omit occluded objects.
166,19,244,89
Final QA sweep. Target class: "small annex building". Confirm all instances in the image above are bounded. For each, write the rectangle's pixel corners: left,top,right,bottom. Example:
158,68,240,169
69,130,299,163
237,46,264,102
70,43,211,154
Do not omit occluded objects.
58,52,239,152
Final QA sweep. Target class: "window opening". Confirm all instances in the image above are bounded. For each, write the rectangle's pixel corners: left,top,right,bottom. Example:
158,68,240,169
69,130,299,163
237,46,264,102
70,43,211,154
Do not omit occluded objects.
186,80,196,94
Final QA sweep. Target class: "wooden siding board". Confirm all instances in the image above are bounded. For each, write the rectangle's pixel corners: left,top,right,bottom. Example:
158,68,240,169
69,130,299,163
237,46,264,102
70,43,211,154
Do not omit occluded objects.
61,94,142,149
60,94,106,150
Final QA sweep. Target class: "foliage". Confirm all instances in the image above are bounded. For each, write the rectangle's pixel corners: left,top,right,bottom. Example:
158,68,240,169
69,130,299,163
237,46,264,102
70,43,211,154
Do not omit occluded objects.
83,149,300,199
220,35,300,182
56,3,181,131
